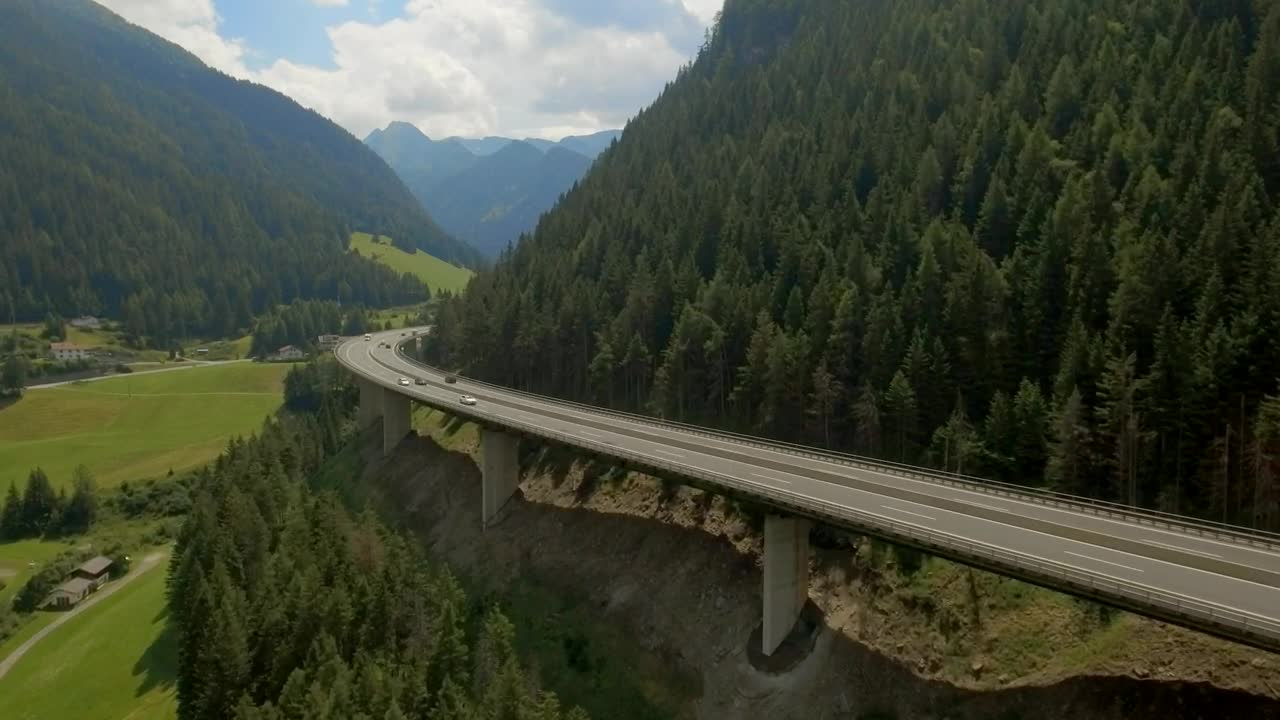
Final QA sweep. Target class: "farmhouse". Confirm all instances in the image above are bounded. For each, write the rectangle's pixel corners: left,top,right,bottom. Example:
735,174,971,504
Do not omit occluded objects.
49,342,90,361
68,316,102,330
41,556,114,609
73,555,113,589
44,578,95,609
267,345,307,362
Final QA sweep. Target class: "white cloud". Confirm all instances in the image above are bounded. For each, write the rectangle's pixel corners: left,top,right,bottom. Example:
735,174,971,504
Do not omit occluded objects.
95,0,251,78
94,0,712,140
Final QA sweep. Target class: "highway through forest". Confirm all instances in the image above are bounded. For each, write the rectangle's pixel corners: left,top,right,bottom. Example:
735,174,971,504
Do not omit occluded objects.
338,329,1280,653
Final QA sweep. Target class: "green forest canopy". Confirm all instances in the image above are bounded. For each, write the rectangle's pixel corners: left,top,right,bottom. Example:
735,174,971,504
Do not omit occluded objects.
0,0,480,344
426,0,1280,530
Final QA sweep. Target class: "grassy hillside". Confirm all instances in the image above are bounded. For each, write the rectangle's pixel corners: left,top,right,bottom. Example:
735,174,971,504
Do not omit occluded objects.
0,362,289,490
0,554,176,720
351,232,474,294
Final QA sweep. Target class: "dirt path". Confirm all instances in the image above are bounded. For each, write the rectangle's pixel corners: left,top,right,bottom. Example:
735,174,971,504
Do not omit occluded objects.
0,551,167,681
26,359,249,390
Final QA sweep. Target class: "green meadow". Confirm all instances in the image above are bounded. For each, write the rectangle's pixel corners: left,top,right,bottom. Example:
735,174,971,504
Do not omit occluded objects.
0,362,290,490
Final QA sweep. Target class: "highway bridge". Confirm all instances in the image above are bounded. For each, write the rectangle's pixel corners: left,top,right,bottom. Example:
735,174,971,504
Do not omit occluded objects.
337,328,1280,657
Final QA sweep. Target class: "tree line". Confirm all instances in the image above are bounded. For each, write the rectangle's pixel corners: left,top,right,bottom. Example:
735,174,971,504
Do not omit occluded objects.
169,364,588,720
248,299,386,359
426,0,1280,530
1,466,99,540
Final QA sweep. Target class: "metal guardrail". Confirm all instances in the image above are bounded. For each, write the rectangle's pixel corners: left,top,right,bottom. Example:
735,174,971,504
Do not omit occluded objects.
372,363,1280,652
335,338,1280,651
379,339,1280,551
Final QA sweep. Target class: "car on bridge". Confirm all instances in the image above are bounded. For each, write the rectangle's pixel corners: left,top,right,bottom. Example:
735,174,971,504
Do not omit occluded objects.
458,395,477,406
363,334,371,341
414,377,427,386
397,377,410,386
445,375,457,384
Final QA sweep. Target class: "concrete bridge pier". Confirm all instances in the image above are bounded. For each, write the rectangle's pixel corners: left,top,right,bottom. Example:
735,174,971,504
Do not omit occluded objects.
762,514,810,656
382,388,411,455
481,428,519,527
357,377,382,428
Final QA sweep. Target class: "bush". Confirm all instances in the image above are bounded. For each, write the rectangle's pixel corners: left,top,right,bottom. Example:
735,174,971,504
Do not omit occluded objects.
12,551,89,612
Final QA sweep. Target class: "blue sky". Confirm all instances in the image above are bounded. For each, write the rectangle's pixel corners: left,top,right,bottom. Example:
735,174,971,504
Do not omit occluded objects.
97,0,721,139
216,0,405,70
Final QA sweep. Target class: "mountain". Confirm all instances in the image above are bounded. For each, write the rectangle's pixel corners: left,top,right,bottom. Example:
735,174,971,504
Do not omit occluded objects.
425,142,594,257
450,136,516,156
517,131,622,159
426,0,1280,530
364,122,479,193
0,0,480,344
556,130,622,159
366,124,617,257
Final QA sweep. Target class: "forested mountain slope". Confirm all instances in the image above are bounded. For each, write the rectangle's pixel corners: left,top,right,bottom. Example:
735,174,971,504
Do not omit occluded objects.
0,0,479,342
428,0,1280,529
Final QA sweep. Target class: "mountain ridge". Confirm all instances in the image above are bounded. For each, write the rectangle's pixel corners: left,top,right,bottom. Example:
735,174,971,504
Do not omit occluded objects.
363,123,616,256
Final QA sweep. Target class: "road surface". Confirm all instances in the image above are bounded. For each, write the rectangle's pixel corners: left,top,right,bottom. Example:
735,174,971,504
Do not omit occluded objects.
339,329,1280,651
26,359,250,390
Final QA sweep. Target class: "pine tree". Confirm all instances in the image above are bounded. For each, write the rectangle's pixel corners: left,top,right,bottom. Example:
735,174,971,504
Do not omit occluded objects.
0,482,22,539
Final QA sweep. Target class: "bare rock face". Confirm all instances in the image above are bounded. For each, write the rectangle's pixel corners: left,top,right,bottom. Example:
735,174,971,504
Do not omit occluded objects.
367,433,1280,720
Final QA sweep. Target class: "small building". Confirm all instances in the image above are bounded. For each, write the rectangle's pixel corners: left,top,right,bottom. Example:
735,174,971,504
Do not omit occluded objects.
49,342,89,361
73,556,114,590
317,334,341,349
267,345,307,362
44,577,95,609
195,347,209,355
69,316,102,330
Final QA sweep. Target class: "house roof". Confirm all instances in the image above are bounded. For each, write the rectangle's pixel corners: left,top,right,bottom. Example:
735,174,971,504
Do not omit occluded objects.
77,555,113,576
53,577,95,595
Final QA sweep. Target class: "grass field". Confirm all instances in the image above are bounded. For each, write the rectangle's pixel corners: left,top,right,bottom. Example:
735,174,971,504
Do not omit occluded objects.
0,362,290,490
351,232,473,294
0,554,176,720
0,539,72,610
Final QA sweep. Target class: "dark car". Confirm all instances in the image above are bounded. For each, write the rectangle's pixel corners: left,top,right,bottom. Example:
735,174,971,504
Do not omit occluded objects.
414,377,427,386
444,375,457,384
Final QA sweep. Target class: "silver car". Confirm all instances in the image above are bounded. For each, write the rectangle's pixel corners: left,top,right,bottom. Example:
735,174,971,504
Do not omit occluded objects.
458,395,477,406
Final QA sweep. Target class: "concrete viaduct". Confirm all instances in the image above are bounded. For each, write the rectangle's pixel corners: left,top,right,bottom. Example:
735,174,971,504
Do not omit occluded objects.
341,329,1280,657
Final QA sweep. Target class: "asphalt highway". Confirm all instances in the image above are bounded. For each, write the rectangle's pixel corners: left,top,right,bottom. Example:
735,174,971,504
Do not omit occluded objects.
338,329,1280,648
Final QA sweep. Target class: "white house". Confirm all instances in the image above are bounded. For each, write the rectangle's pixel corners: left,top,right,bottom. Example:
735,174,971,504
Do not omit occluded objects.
68,316,102,330
268,345,307,362
50,342,89,361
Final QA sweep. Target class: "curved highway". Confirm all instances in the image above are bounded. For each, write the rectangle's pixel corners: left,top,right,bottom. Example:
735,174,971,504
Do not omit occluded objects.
339,328,1280,653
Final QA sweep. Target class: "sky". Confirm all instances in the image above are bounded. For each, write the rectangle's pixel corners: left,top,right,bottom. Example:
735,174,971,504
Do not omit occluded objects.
94,0,724,141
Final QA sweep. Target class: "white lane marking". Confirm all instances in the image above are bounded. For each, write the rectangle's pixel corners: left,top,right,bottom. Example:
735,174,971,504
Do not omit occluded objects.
752,472,792,486
880,505,936,521
655,449,685,459
367,348,1270,567
576,429,603,438
1064,550,1144,573
961,500,1008,513
1143,539,1222,559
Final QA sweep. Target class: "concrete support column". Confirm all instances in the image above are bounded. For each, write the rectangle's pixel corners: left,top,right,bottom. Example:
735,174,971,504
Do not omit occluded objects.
381,388,411,455
481,428,519,527
357,377,382,429
762,514,810,656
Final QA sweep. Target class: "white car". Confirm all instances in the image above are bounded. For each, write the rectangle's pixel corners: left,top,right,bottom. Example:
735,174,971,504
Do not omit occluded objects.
363,334,372,341
458,395,477,406
398,377,410,386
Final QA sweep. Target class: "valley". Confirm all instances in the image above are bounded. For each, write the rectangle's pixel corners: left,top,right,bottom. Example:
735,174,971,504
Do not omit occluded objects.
2,0,1280,717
